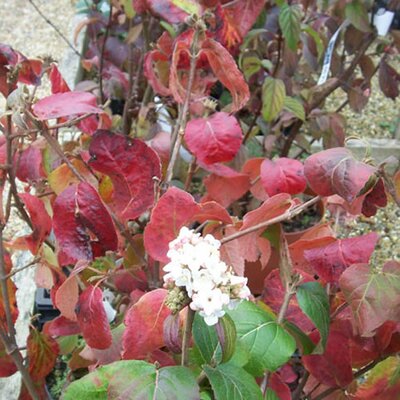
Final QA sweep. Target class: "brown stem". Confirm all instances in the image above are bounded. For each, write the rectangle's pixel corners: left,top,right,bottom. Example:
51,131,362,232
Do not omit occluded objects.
184,158,197,191
6,258,39,279
181,307,195,367
292,370,310,400
163,27,201,189
99,0,113,104
221,196,321,244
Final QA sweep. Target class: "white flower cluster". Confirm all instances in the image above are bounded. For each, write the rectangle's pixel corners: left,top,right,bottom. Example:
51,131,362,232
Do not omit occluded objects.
164,227,250,326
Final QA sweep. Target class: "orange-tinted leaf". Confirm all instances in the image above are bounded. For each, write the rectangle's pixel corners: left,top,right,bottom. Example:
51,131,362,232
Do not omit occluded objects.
122,289,171,359
144,187,200,263
54,275,79,321
340,261,400,336
194,201,232,224
27,329,59,380
201,38,250,112
304,148,377,203
242,158,268,201
76,285,112,350
185,112,242,165
241,193,293,231
204,169,250,208
33,91,103,120
53,182,118,266
261,158,307,196
89,130,161,220
48,158,98,195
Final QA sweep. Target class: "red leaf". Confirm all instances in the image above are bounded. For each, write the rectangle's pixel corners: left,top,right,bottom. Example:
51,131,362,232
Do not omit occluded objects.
222,0,266,39
43,315,81,337
185,112,242,165
76,285,112,350
54,275,79,321
194,201,232,224
339,261,400,336
122,289,171,359
16,144,46,183
204,169,250,208
241,193,293,231
144,187,200,263
19,193,51,255
361,178,387,217
33,91,103,120
261,158,307,196
89,130,161,220
48,63,70,94
303,328,353,388
269,372,291,400
27,329,59,380
201,38,250,112
53,182,118,266
303,233,378,283
304,148,377,203
0,339,18,377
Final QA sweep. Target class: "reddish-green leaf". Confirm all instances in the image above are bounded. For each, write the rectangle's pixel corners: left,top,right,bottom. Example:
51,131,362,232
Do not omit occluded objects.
76,285,112,350
89,130,161,220
27,329,59,380
379,59,400,100
260,158,306,196
340,261,400,336
33,91,103,120
304,148,377,203
53,182,118,266
304,233,378,283
185,112,243,165
122,289,171,359
144,187,200,263
19,193,51,255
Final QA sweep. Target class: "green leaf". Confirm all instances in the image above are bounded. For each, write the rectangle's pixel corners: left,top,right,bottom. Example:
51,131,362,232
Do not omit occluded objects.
283,96,305,121
296,282,330,353
227,301,296,374
262,77,286,122
279,4,301,51
192,313,221,364
283,321,315,355
122,0,135,19
219,314,237,363
265,388,280,400
204,364,263,400
63,360,200,400
241,55,262,81
345,0,371,33
171,0,201,15
302,25,324,60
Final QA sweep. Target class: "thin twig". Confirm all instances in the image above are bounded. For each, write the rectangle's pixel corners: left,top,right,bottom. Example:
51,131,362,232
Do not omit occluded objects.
221,196,321,244
6,258,39,279
181,307,195,366
28,0,81,58
163,27,202,188
292,370,310,400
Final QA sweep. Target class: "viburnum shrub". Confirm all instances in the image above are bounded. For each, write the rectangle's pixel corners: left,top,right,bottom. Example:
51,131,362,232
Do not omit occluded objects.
0,0,400,399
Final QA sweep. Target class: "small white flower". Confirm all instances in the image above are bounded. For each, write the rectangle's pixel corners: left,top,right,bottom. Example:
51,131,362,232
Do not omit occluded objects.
164,227,251,326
